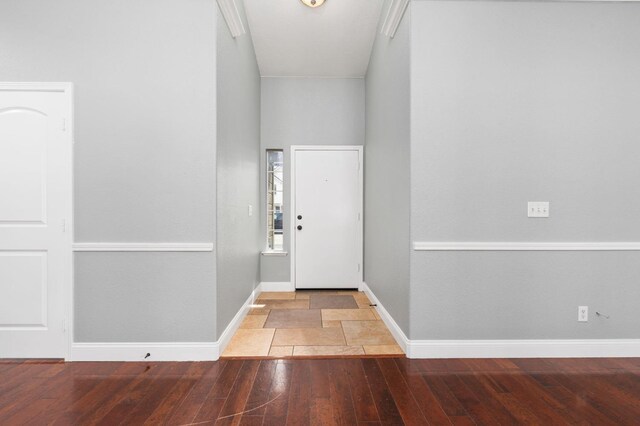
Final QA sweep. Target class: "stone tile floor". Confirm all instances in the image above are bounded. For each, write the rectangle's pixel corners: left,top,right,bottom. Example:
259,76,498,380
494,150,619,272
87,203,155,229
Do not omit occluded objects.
222,290,404,357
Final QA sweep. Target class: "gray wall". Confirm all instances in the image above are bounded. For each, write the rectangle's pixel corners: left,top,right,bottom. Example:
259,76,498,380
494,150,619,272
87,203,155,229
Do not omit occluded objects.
0,0,217,342
216,0,262,337
410,1,640,339
260,77,365,282
364,0,411,335
75,253,215,341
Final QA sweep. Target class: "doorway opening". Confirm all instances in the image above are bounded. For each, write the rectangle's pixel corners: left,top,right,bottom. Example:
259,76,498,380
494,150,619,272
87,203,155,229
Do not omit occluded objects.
223,145,401,358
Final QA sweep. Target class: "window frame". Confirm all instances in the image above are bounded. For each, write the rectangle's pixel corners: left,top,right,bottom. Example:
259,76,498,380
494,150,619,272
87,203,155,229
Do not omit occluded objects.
265,149,285,252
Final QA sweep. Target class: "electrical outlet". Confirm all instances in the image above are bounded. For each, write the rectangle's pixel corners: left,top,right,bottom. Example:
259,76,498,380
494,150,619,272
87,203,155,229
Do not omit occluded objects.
528,202,549,218
578,306,588,322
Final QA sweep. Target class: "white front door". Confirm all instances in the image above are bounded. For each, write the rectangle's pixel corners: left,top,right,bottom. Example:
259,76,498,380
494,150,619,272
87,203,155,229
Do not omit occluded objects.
0,84,72,358
292,147,362,289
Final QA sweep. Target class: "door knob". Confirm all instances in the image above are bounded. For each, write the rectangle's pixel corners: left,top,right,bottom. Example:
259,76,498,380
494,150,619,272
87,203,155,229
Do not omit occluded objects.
297,225,302,230
297,215,302,220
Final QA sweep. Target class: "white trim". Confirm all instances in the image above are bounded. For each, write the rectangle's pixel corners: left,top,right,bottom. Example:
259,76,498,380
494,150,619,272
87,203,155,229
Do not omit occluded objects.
290,145,364,290
216,0,246,38
0,82,72,92
290,145,365,151
259,282,295,292
361,283,640,359
381,0,410,38
573,0,640,1
216,284,261,356
264,148,284,253
412,0,640,2
261,251,288,257
70,342,219,362
72,243,214,252
413,242,640,251
261,75,366,80
70,282,640,360
408,339,640,359
71,285,261,361
65,84,75,362
361,282,410,354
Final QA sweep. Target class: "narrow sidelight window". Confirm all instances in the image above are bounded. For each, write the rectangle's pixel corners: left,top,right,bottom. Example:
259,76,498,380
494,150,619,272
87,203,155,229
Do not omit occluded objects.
266,149,284,251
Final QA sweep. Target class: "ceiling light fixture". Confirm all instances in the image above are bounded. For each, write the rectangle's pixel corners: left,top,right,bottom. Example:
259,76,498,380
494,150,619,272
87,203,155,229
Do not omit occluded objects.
300,0,326,8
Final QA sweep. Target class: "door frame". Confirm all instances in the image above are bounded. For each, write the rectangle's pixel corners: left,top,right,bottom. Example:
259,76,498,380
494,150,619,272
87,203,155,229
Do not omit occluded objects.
290,145,364,289
0,82,74,359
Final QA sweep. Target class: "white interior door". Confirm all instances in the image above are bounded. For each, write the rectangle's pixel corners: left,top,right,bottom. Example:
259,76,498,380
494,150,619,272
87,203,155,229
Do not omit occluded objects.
293,147,362,289
0,84,72,358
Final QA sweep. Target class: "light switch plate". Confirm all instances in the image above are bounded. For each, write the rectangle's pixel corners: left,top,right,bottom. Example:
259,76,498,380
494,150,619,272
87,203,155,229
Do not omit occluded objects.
528,201,549,218
248,204,253,217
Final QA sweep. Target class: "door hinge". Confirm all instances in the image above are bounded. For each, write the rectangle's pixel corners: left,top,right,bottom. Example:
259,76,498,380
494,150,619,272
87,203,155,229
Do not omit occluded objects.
357,264,361,272
358,213,361,221
62,318,67,332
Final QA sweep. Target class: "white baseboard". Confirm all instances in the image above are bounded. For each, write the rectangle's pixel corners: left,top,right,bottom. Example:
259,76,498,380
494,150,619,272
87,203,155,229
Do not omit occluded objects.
361,282,640,359
259,281,294,292
216,285,261,356
70,284,261,362
70,342,219,361
408,339,640,359
71,283,640,361
361,282,410,354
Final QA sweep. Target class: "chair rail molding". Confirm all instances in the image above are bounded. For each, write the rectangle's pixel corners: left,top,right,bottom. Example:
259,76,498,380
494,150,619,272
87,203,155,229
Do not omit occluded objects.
413,242,640,251
72,243,214,252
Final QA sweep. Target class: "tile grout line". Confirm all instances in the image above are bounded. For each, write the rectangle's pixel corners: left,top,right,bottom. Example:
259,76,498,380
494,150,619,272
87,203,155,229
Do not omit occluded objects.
262,293,279,357
230,291,399,357
339,318,348,349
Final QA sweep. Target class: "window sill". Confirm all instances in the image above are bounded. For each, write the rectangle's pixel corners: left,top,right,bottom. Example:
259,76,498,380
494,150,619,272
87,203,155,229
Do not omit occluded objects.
261,250,288,257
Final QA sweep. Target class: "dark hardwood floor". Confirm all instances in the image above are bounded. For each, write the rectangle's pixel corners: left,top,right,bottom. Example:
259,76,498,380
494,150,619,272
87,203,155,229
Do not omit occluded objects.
1,357,639,425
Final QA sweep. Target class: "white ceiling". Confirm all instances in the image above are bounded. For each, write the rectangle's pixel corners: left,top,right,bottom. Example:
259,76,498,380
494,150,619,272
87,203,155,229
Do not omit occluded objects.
243,0,385,77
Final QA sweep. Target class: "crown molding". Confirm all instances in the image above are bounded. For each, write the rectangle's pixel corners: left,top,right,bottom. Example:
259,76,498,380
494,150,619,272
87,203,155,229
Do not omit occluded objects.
381,0,410,38
217,0,246,38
